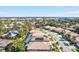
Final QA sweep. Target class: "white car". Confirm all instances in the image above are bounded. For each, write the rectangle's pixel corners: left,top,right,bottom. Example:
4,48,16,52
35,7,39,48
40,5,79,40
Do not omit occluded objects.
63,41,70,46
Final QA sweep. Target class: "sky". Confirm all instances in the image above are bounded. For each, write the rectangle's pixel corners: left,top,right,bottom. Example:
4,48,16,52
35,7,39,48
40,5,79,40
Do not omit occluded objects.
0,6,79,17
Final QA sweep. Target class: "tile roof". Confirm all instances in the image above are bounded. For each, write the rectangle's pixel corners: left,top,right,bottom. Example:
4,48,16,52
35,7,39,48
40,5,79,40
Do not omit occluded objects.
27,42,51,51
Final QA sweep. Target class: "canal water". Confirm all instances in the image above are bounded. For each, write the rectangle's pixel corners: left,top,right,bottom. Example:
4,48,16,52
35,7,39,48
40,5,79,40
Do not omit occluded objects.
24,33,32,51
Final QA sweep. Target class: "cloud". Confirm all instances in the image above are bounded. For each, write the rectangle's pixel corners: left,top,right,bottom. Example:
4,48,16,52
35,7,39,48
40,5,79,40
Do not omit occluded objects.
0,10,79,17
0,11,56,17
51,10,79,17
63,11,79,15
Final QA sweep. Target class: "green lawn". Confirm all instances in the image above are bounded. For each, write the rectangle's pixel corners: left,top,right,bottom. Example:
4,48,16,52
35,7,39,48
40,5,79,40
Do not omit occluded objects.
75,48,79,52
13,32,29,52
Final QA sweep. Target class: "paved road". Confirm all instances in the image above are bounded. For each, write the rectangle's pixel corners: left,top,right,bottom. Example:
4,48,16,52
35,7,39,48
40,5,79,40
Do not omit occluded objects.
58,41,73,52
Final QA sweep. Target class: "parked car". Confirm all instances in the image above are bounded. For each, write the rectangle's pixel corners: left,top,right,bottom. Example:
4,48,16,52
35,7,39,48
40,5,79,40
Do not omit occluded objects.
63,41,70,46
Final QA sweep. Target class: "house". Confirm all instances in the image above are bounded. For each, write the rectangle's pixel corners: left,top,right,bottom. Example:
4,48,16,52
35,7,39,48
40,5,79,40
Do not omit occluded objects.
25,29,51,51
64,30,78,38
27,42,51,51
67,27,76,32
75,36,79,43
0,39,12,51
2,31,19,39
70,32,78,38
30,29,49,42
44,26,50,29
55,27,64,33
